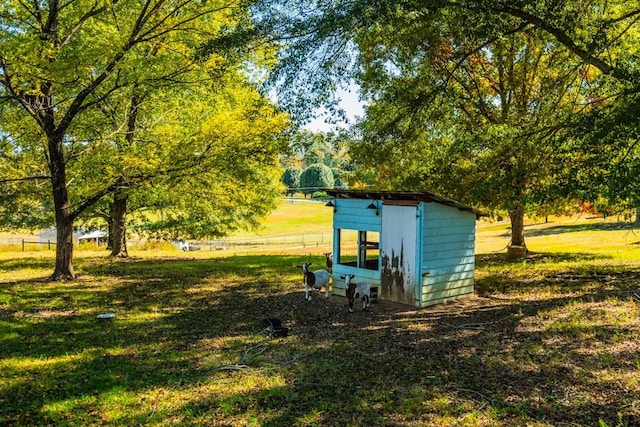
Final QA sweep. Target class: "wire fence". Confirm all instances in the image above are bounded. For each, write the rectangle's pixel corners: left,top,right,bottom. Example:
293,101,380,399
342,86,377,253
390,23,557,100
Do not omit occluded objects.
0,233,333,253
194,232,332,253
0,238,57,252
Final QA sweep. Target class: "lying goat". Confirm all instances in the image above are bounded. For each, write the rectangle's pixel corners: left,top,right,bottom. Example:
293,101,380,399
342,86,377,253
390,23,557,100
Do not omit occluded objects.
342,274,371,313
298,262,330,301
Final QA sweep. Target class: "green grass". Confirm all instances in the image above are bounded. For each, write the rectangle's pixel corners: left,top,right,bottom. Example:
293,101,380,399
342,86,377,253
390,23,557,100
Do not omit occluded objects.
233,199,333,238
1,213,640,425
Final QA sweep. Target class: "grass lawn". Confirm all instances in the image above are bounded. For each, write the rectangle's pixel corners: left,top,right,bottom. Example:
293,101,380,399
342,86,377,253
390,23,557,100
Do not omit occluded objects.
1,213,640,426
238,199,332,238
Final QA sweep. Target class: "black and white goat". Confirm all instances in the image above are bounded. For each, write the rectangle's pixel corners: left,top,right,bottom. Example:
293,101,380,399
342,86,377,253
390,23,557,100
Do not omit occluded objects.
298,262,330,301
342,274,371,313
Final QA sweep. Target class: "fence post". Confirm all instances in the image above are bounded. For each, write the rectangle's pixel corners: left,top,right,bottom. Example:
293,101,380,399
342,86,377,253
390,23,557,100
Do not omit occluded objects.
48,240,51,250
22,239,25,252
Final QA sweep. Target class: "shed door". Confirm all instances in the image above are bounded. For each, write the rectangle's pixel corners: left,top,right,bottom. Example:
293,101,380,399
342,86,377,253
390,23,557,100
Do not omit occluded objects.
381,204,418,305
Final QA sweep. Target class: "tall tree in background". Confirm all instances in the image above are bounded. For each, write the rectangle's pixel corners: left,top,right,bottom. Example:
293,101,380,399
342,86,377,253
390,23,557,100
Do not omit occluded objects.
257,0,639,112
284,130,351,169
0,0,286,278
281,129,353,190
255,0,638,254
74,74,287,257
299,163,335,196
282,167,302,195
352,20,601,253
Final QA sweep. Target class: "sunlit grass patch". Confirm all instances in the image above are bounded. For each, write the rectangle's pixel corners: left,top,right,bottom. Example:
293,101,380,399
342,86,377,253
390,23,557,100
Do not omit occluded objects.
1,353,87,372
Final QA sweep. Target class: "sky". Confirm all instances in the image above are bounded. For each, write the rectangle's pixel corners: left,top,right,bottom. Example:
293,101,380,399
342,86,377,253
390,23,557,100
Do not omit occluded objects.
303,83,365,132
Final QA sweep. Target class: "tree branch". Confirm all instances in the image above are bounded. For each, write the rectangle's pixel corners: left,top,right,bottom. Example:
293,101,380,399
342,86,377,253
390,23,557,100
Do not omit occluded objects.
602,8,640,27
69,179,123,221
493,5,626,80
58,2,110,49
0,176,51,184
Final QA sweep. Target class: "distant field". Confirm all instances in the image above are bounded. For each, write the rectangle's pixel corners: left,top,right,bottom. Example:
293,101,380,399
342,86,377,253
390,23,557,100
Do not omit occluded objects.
3,201,638,259
233,198,333,237
233,201,640,259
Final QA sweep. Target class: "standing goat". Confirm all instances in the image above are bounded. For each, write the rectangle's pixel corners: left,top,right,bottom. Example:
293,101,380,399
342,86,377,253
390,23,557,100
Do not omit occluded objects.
342,274,371,313
298,262,330,301
323,252,333,271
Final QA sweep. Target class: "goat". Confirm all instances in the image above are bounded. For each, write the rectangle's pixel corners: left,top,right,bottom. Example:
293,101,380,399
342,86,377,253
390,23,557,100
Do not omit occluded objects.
298,262,330,301
323,252,333,271
342,274,371,313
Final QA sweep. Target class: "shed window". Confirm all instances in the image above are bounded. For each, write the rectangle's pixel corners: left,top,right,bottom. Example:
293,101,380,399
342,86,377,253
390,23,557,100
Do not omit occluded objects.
337,229,379,270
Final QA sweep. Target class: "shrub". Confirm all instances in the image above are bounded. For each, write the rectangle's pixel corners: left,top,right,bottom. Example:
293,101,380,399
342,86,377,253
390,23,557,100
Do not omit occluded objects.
281,167,302,196
300,164,335,196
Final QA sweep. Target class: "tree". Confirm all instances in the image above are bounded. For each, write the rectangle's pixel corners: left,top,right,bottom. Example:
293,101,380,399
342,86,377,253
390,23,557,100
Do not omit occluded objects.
255,0,638,255
355,23,604,252
72,76,287,255
257,0,639,103
122,78,288,241
300,164,335,196
472,2,640,221
331,167,348,189
282,129,353,189
282,167,302,195
0,0,285,278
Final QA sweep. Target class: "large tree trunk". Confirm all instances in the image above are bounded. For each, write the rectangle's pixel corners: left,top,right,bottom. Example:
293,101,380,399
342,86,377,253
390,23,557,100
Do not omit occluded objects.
635,208,640,226
49,136,76,280
108,93,139,258
110,190,129,257
507,204,527,259
52,216,75,280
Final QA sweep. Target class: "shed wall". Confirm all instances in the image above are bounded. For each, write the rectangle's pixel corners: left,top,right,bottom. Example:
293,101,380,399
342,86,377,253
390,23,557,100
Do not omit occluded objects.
331,198,382,297
332,264,380,297
333,199,382,232
330,197,477,308
420,203,476,307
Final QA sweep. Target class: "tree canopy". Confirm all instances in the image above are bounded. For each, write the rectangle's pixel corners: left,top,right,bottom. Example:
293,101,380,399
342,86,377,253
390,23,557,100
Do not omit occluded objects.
282,167,302,195
299,163,335,195
255,0,640,253
352,15,605,249
0,0,288,278
3,0,640,268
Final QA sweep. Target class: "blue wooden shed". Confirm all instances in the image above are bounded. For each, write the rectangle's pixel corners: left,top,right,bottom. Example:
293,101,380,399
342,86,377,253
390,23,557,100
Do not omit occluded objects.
325,190,486,308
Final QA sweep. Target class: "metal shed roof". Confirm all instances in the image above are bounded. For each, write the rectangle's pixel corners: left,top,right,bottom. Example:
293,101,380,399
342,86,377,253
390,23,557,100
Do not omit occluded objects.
325,189,488,218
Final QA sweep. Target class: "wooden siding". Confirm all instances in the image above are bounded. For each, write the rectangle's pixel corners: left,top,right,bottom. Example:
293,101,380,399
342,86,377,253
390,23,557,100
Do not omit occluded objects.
380,204,419,306
420,203,476,307
333,199,382,232
331,199,381,298
331,264,380,297
421,285,475,307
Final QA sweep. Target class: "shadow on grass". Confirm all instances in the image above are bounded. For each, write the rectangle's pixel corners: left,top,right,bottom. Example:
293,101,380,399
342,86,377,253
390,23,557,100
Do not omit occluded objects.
498,220,637,239
179,285,640,426
475,251,640,296
1,254,639,425
475,251,607,268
